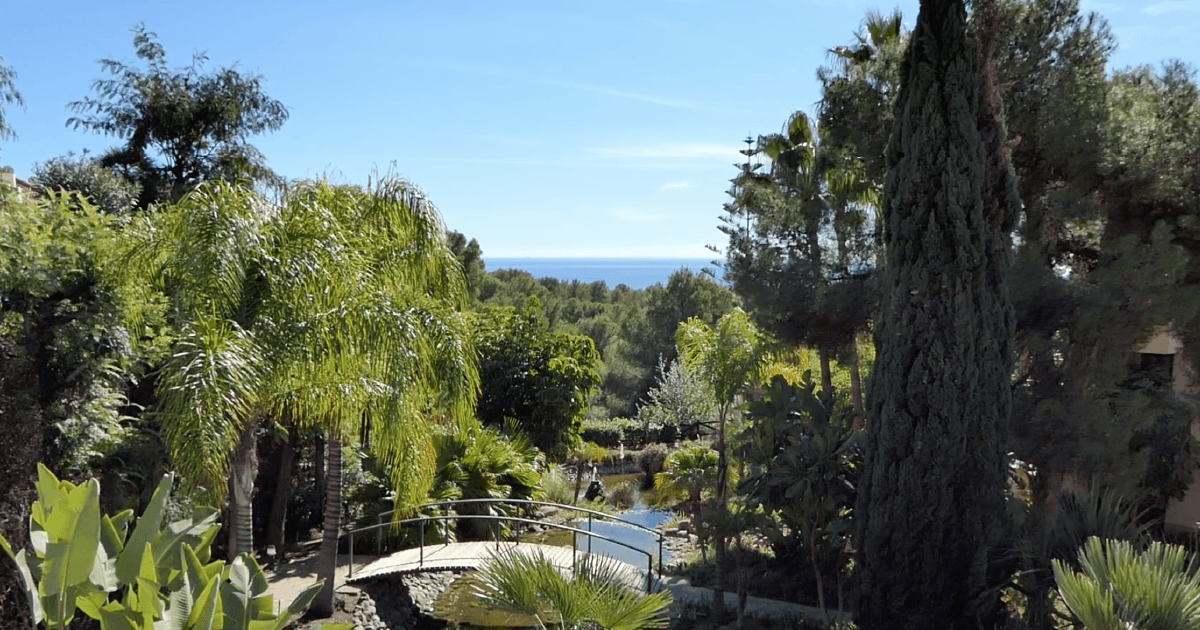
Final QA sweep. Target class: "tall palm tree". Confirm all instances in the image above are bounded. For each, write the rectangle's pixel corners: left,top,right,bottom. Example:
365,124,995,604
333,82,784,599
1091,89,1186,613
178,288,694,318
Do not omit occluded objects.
122,175,478,615
728,112,877,422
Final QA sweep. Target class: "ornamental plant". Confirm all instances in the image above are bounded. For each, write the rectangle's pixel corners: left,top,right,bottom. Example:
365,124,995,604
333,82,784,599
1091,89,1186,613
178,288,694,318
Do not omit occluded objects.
0,464,321,630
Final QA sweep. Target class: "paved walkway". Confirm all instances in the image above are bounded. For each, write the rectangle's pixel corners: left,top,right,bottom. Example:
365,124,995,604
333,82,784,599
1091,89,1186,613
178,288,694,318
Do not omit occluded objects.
346,541,650,591
660,575,849,623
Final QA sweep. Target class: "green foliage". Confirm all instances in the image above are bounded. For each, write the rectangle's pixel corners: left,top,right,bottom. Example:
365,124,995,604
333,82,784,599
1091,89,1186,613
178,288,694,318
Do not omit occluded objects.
606,480,641,511
447,230,486,300
855,0,1016,626
474,547,671,630
636,444,668,487
473,301,601,459
30,154,141,217
66,23,289,206
635,358,715,441
618,270,737,416
739,375,859,618
580,417,680,448
1054,537,1200,630
0,186,166,513
722,110,878,355
656,443,720,511
429,416,543,540
675,308,765,618
1018,485,1150,628
0,54,22,145
124,176,477,509
0,464,320,630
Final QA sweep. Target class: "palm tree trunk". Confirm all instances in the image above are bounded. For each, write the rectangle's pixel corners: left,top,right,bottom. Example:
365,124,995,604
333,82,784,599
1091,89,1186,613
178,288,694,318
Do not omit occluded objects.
227,424,257,557
848,341,865,429
314,437,343,616
818,346,834,411
735,537,748,628
711,408,728,621
314,434,326,513
266,427,297,566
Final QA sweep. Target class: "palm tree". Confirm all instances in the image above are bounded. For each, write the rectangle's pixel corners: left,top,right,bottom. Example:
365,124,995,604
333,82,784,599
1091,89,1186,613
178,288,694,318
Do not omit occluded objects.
122,175,478,615
727,111,877,423
1054,537,1200,629
675,308,762,621
657,443,720,540
475,547,672,630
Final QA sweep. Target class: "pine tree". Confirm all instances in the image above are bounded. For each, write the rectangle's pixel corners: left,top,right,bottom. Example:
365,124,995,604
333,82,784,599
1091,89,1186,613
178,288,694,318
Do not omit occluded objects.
855,0,1015,626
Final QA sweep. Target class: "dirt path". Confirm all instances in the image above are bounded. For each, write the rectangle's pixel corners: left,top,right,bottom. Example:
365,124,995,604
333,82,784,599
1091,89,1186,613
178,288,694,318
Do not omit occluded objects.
263,549,378,615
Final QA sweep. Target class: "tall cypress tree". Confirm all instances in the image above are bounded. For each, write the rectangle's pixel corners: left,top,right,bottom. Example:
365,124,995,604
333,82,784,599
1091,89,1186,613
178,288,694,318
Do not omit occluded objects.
855,0,1016,626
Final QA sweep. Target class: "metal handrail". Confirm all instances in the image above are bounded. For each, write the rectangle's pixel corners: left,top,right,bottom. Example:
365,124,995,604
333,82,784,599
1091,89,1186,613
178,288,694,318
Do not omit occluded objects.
378,498,663,538
341,500,665,592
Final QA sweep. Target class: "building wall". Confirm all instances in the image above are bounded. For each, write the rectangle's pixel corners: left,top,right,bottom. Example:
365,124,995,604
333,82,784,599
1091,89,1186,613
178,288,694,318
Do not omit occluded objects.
1159,334,1200,531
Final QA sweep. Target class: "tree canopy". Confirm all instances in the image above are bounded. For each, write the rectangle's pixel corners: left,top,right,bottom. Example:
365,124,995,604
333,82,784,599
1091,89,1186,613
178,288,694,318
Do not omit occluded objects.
67,23,289,207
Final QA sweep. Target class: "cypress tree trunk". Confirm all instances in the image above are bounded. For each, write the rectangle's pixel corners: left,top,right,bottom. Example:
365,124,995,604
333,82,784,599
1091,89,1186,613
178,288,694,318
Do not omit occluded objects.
855,0,1016,627
314,437,343,616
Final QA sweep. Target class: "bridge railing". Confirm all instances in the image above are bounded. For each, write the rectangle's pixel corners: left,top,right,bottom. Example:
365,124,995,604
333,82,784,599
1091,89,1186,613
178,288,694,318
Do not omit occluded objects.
342,498,665,592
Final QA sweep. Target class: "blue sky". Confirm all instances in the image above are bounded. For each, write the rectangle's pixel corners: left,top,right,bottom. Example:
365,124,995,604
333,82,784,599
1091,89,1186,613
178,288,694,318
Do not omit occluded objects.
1,1,1197,258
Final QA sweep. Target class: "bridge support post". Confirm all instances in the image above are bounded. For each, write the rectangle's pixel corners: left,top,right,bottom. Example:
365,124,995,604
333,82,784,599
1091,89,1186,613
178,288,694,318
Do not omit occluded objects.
658,533,663,585
419,520,425,567
349,532,355,578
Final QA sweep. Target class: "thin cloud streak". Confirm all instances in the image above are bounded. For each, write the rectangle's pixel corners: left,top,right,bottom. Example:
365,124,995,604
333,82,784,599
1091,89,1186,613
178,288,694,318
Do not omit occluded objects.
399,156,732,169
402,58,738,112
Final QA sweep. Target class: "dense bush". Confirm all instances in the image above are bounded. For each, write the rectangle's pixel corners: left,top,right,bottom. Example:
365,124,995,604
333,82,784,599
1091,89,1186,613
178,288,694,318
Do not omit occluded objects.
581,416,684,448
637,444,669,489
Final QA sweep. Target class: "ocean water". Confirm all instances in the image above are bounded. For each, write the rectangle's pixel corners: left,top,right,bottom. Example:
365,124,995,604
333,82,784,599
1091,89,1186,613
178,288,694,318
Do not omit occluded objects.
485,257,723,290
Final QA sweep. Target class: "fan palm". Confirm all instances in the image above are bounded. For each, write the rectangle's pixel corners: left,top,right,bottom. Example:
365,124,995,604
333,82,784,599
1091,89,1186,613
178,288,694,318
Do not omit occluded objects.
475,547,672,630
429,416,543,540
121,175,478,614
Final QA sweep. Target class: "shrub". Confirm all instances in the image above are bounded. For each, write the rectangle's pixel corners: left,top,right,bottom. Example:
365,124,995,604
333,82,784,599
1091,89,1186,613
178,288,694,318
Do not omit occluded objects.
637,444,669,489
581,417,630,447
607,480,641,510
538,466,577,506
0,464,320,630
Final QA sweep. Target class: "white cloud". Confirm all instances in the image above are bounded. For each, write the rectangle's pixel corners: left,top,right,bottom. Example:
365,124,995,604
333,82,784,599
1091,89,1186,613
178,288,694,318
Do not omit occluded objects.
661,181,693,190
588,143,742,161
1143,0,1200,14
611,207,668,222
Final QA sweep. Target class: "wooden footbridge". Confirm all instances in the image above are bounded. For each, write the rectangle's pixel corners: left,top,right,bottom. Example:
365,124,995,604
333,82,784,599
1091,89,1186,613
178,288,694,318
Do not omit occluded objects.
340,499,664,592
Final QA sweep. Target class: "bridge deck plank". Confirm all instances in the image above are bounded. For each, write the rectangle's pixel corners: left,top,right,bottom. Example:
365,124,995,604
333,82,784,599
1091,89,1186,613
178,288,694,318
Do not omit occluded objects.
347,541,648,591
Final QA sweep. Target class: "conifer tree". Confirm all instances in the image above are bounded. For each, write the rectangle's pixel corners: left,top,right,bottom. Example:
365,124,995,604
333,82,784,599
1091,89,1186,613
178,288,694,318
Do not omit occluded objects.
855,0,1015,626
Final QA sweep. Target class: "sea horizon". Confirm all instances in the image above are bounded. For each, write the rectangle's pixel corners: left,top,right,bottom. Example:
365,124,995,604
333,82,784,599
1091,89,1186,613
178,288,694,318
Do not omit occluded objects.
485,256,725,290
